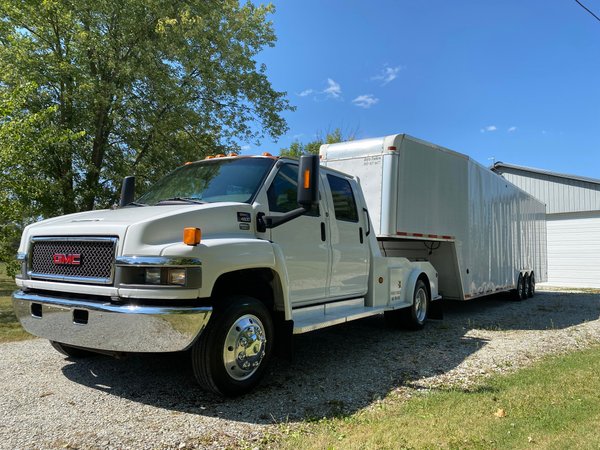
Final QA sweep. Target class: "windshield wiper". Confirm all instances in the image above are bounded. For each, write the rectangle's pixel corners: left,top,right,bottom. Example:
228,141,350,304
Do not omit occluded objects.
125,201,148,207
158,197,206,204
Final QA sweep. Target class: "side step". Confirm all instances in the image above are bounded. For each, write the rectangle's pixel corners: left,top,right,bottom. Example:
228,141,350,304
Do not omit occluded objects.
292,298,387,334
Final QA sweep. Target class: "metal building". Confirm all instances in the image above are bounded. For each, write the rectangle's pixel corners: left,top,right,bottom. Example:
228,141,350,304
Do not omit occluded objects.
492,162,600,288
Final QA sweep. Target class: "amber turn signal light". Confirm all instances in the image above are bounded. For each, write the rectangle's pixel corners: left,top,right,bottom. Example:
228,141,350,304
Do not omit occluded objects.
183,227,201,246
303,169,311,189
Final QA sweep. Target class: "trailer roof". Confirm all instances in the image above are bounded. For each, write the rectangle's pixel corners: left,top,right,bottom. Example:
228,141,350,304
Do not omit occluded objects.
492,162,600,187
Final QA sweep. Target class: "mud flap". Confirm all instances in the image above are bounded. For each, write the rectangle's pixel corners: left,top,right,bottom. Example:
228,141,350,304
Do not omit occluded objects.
273,312,294,361
428,299,444,320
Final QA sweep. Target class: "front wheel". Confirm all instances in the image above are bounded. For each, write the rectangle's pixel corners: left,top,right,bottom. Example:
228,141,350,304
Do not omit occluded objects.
191,295,273,397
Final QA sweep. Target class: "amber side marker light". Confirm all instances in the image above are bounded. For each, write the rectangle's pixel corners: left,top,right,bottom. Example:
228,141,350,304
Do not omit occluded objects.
303,169,311,189
183,227,201,246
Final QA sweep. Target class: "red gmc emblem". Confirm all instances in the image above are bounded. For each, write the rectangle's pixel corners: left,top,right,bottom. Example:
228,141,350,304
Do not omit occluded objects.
52,253,81,266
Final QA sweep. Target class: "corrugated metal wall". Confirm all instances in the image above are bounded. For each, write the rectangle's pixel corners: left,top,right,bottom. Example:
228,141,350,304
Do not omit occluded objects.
498,170,600,214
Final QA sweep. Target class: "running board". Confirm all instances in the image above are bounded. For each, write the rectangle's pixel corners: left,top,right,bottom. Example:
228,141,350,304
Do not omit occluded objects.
292,298,387,334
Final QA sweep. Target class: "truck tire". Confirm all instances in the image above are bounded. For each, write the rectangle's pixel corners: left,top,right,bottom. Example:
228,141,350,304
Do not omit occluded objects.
384,279,429,330
527,272,535,297
50,341,93,358
191,295,273,397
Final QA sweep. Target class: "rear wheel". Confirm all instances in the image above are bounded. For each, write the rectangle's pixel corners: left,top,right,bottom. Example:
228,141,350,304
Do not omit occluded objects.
385,279,430,330
50,341,93,358
191,295,273,397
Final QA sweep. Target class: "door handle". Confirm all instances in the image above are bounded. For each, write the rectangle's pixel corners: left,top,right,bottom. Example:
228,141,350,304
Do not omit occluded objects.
321,222,326,241
363,208,371,236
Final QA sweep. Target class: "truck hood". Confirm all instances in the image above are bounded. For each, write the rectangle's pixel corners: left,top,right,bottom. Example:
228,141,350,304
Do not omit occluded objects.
20,203,256,256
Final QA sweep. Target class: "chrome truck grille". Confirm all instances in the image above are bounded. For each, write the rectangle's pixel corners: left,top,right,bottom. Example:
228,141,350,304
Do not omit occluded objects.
29,237,118,285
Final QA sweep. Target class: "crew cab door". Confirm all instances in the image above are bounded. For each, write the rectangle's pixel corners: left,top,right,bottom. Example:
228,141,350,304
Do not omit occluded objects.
266,162,332,305
322,173,369,298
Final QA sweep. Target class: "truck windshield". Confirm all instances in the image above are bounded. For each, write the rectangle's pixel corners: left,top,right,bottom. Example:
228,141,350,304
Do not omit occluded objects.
137,157,275,205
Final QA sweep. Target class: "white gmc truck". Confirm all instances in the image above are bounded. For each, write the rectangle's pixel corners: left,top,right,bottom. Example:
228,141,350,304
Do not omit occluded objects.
12,134,545,396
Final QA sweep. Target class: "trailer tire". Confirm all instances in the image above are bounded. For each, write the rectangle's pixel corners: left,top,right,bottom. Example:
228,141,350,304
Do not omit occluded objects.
191,295,273,397
512,273,526,301
385,279,429,330
528,272,535,297
523,273,531,300
50,341,93,358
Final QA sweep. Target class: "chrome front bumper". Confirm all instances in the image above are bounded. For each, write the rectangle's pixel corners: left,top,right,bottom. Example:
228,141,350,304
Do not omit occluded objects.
12,290,212,353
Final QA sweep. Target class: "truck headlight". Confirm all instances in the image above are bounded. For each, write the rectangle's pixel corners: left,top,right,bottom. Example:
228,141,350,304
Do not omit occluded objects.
115,257,201,289
144,268,162,285
143,268,187,286
167,268,186,286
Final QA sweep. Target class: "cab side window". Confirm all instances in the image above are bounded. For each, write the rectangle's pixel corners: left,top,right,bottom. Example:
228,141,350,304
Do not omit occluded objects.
268,164,299,213
268,164,319,216
327,174,358,222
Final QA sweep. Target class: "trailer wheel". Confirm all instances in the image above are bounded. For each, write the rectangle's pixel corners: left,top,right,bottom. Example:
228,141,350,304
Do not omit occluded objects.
50,341,93,358
191,295,273,397
512,273,527,301
523,273,531,300
528,272,535,297
385,279,429,330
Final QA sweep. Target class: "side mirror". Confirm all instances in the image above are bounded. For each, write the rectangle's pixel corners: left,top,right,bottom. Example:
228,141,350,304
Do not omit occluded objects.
119,176,136,207
297,155,319,208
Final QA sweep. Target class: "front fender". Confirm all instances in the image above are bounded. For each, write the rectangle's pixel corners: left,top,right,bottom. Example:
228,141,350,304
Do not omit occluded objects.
161,238,291,308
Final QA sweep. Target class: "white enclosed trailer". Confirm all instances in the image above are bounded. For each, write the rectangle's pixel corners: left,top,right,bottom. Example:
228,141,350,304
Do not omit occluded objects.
321,134,547,301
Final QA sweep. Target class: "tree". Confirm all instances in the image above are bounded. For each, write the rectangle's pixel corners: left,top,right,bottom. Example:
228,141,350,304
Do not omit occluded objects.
279,128,353,157
0,0,292,268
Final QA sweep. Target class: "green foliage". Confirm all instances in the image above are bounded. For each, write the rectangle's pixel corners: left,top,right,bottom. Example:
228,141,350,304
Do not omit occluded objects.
280,128,352,157
0,0,292,266
0,263,31,342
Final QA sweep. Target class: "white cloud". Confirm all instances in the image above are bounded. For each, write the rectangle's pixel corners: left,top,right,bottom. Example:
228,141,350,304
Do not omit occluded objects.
297,89,314,97
480,125,497,133
297,79,342,100
371,65,403,85
240,145,251,151
508,126,517,133
352,94,379,109
323,78,342,98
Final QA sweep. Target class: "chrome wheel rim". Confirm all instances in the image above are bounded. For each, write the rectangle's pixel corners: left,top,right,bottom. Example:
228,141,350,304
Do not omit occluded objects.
414,287,428,323
223,314,267,381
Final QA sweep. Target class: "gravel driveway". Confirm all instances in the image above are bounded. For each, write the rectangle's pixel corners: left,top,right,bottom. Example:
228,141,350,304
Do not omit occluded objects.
1,289,599,449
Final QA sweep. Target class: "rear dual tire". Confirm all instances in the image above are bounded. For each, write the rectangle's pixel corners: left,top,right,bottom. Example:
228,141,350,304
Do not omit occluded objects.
385,279,430,330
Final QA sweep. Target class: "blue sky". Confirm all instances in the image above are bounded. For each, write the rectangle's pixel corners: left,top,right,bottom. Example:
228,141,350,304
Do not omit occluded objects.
247,0,600,179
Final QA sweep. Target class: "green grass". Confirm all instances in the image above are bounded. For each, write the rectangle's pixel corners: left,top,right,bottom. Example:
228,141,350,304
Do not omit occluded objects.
0,263,32,343
275,346,600,449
